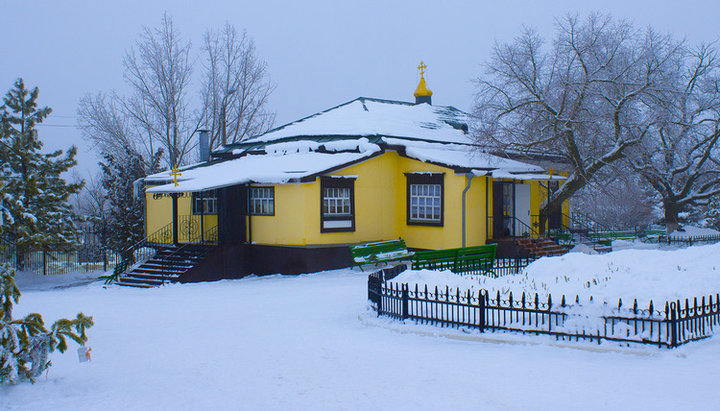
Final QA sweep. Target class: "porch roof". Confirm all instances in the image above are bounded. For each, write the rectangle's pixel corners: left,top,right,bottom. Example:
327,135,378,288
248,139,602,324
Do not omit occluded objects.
382,138,544,173
474,169,568,181
145,150,379,193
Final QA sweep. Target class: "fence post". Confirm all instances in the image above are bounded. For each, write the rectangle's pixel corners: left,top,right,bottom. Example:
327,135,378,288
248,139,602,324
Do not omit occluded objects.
401,284,409,320
43,250,47,276
478,290,486,332
377,281,383,317
670,302,678,347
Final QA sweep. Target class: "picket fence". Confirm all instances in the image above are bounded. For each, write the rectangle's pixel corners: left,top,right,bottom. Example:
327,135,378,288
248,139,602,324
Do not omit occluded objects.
369,265,720,348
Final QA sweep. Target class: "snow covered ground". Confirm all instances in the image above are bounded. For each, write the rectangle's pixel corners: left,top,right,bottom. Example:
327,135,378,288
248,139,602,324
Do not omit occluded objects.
3,265,720,410
393,243,720,308
669,225,720,238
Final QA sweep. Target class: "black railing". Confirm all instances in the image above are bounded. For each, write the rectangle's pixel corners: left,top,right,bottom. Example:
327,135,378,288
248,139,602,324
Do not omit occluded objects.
487,215,538,239
108,218,219,284
203,225,219,245
368,259,532,305
660,234,720,246
146,222,174,246
0,236,122,275
370,267,720,348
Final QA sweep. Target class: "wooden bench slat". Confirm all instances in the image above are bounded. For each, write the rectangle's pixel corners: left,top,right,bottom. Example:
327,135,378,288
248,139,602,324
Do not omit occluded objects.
350,239,413,270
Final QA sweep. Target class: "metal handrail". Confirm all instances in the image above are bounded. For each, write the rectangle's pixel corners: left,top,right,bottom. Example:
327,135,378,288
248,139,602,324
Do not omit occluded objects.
487,215,539,238
109,217,219,284
160,242,193,285
106,222,174,284
203,225,219,245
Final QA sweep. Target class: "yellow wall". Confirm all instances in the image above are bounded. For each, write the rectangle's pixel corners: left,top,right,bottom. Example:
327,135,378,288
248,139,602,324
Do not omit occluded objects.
144,151,568,250
145,192,175,243
249,152,493,250
144,192,218,243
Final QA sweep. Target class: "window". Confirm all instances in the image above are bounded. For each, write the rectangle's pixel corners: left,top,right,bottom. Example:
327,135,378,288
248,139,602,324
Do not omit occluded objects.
406,173,444,226
192,192,217,214
320,177,355,232
250,187,275,216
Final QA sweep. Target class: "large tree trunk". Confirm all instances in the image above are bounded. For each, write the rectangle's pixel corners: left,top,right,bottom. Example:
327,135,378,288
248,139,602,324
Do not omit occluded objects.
663,199,680,234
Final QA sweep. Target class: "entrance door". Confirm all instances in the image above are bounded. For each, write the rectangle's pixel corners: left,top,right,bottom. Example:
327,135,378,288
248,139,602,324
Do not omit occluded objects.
547,181,562,230
218,185,247,245
492,182,506,238
514,184,531,236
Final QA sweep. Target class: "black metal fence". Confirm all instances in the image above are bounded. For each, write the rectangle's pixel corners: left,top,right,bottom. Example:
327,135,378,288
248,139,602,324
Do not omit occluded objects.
369,266,720,348
661,234,720,246
0,246,122,275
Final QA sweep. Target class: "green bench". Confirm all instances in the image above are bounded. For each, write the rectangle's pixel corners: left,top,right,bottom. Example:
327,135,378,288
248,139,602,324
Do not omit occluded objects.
588,231,638,246
99,258,129,285
350,239,414,271
589,230,664,246
548,229,573,245
411,244,497,274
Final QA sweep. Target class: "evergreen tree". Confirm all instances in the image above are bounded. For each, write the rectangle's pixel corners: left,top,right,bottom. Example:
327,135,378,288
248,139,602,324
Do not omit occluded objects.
99,146,162,261
0,79,83,262
0,264,93,384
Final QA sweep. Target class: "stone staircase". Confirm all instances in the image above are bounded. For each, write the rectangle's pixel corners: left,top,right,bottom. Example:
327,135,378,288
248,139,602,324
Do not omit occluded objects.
516,237,568,257
116,244,215,288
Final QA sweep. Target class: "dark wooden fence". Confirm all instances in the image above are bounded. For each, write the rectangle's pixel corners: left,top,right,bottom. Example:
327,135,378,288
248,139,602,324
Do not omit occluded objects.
369,266,720,348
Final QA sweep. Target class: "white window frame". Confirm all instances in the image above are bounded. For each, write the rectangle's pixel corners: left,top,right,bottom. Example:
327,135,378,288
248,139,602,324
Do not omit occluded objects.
250,187,275,216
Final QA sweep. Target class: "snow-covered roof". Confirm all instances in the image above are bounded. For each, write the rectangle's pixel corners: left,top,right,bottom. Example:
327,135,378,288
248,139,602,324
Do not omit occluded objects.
218,98,472,153
382,138,543,173
480,170,567,181
144,97,555,192
146,144,380,193
145,138,553,193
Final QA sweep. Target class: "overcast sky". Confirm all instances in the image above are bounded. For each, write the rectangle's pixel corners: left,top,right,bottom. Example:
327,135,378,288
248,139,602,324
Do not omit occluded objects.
2,0,718,178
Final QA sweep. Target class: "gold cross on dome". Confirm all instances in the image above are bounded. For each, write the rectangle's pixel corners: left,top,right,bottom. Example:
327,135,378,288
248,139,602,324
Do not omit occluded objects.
417,61,427,76
170,165,182,187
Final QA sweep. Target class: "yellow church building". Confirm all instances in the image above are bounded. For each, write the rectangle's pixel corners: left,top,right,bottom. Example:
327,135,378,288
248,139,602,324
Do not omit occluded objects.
126,66,567,285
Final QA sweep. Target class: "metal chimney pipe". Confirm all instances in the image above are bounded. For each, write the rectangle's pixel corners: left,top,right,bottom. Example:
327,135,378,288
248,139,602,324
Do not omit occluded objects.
199,129,210,162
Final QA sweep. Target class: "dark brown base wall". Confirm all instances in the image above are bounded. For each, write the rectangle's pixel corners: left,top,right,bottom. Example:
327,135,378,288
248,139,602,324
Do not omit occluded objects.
179,244,354,283
485,238,533,259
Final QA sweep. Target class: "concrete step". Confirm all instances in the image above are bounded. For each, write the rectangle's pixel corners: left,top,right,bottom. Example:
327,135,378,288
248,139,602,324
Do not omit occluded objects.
115,281,154,288
116,244,215,287
125,271,182,280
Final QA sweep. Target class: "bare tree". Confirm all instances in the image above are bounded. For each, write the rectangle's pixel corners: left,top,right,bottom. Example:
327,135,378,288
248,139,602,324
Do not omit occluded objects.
572,168,658,230
201,23,275,149
78,93,159,170
79,16,275,166
629,43,720,232
472,13,679,231
121,13,197,167
79,14,198,168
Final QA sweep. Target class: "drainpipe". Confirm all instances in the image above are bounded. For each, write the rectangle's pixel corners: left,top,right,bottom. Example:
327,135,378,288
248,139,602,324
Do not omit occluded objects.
246,184,252,245
462,173,474,247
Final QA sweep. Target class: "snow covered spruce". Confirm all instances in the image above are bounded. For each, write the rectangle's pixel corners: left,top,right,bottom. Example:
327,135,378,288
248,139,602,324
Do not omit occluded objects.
0,265,93,384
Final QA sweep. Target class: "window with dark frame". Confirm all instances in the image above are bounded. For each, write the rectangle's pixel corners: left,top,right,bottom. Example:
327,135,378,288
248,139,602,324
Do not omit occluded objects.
320,177,355,232
406,173,444,226
192,192,217,214
250,187,275,216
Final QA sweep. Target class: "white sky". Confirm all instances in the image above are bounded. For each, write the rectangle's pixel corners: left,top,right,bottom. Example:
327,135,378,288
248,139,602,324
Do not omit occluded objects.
1,0,718,178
